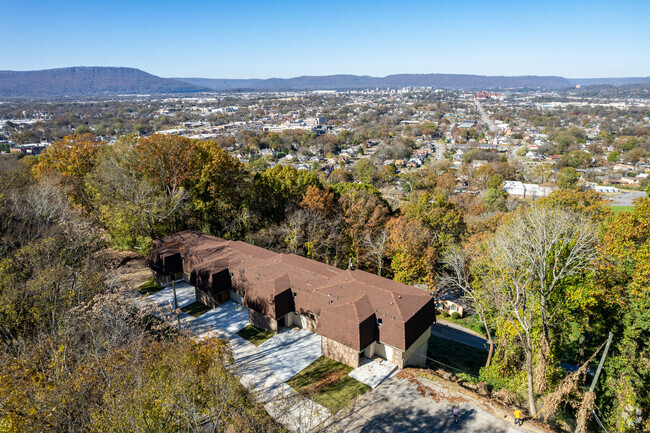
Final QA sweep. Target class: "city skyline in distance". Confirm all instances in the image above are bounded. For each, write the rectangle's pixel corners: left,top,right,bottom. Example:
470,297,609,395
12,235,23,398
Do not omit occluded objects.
1,0,649,79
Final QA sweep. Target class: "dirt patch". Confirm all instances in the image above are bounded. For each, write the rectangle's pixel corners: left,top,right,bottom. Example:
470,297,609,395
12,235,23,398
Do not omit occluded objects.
399,368,556,433
303,370,347,395
99,249,151,292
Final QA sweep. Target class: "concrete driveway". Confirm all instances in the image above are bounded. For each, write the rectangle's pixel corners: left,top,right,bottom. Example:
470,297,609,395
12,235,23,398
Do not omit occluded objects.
325,375,521,433
147,282,196,310
256,328,322,383
230,331,331,433
188,300,249,337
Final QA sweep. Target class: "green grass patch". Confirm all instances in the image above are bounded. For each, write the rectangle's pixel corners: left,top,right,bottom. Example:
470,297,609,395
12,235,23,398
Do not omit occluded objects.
610,205,635,215
180,301,212,318
427,334,488,378
287,356,370,413
139,278,163,295
235,325,275,346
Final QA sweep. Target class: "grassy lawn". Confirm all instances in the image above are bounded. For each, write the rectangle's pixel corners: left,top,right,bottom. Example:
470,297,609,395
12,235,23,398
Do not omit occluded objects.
235,325,275,346
180,301,212,317
287,356,370,413
610,205,635,215
139,278,164,295
427,335,488,378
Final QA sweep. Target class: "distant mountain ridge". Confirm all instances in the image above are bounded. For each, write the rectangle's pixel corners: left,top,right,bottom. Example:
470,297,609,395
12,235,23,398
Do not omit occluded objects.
568,77,650,86
1,67,649,97
176,74,575,91
0,67,208,97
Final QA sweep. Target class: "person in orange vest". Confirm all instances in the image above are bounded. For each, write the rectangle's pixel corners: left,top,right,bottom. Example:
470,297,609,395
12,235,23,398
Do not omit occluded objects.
514,407,523,426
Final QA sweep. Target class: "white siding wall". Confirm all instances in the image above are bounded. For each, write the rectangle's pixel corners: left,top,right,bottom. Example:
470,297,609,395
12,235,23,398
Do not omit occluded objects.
229,290,243,305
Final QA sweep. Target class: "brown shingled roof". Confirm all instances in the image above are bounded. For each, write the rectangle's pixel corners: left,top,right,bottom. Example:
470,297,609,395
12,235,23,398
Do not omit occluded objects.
148,230,436,351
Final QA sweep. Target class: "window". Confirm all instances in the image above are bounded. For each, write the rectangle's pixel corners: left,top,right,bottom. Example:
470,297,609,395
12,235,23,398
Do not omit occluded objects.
450,304,457,312
376,318,383,326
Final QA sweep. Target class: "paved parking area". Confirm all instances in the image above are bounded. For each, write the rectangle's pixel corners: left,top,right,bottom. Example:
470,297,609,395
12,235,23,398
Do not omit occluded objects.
231,332,331,433
188,300,249,337
256,328,322,383
147,282,196,310
349,358,398,388
324,375,520,433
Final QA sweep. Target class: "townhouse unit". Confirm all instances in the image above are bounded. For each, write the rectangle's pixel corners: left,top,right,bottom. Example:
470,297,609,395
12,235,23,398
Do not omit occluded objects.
148,230,436,369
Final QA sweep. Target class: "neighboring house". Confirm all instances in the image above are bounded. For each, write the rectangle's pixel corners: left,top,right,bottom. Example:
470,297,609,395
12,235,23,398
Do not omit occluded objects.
592,185,619,193
148,230,437,369
503,181,554,198
434,288,466,317
613,163,634,172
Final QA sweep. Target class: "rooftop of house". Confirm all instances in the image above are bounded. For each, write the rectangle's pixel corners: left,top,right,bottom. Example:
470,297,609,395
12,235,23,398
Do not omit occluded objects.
149,230,437,351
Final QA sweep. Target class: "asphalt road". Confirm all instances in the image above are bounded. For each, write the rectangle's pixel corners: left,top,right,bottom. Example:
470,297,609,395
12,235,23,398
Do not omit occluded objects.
609,190,647,206
431,321,489,351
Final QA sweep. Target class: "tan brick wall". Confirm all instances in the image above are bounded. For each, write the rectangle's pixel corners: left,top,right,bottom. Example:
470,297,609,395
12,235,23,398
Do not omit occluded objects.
249,309,278,333
390,348,405,368
321,336,361,368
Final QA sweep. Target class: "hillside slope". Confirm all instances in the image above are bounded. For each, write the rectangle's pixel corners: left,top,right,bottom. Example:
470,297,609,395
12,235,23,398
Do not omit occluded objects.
176,73,574,91
0,67,209,97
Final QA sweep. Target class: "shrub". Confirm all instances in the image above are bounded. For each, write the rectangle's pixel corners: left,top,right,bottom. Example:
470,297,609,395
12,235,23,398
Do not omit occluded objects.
451,312,460,320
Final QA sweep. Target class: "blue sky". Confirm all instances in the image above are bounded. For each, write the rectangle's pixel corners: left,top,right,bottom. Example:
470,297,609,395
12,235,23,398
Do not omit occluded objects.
1,0,648,78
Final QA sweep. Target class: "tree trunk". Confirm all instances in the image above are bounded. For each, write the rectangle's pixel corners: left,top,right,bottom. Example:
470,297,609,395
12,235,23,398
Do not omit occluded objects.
482,315,494,368
540,295,550,344
524,336,537,415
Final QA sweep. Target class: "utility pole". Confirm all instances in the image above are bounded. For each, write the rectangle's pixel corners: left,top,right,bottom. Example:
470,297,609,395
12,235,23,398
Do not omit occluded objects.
575,332,614,433
172,278,181,331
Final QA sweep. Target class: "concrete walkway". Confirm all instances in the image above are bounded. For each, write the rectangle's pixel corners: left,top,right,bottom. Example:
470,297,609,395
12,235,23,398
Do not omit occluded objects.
349,358,398,388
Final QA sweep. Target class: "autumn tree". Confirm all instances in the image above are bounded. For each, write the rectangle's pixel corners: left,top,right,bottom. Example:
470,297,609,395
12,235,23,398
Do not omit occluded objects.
87,136,186,247
300,185,335,218
387,192,464,286
133,134,201,199
597,193,650,431
476,205,597,414
33,133,103,180
192,140,250,237
338,186,391,268
353,158,377,185
32,133,104,207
